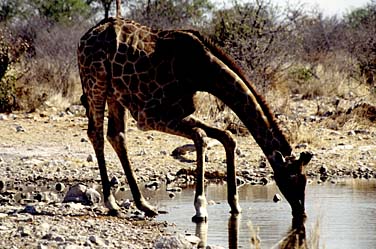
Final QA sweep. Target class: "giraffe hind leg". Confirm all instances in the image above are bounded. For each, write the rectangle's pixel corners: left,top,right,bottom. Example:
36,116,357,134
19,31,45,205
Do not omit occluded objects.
106,98,158,217
84,93,120,215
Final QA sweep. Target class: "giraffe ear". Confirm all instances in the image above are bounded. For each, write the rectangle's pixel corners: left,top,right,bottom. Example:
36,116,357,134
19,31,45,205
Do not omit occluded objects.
298,151,313,166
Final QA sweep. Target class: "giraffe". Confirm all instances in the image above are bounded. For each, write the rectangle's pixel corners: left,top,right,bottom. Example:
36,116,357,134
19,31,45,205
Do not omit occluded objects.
77,1,312,222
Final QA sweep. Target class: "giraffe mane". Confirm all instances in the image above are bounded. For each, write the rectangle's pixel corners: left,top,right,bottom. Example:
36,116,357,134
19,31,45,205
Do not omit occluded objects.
181,30,287,148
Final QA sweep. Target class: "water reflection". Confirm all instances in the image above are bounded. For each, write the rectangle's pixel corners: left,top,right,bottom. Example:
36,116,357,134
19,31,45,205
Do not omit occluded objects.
195,215,308,249
279,218,307,249
151,180,376,248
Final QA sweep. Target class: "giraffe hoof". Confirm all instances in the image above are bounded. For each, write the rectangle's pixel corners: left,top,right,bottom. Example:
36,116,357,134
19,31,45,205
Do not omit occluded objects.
138,202,158,217
144,209,158,217
230,205,242,214
192,215,208,223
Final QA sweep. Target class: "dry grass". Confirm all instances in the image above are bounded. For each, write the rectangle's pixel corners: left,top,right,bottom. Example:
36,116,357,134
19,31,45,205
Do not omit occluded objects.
247,217,322,249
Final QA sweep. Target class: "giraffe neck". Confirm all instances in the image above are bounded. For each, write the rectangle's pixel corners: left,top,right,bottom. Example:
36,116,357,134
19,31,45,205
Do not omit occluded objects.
204,54,293,162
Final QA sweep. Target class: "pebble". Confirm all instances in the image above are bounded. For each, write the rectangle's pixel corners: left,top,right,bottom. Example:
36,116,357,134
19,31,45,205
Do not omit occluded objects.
273,194,282,203
260,177,269,185
21,205,39,215
88,235,107,246
15,125,25,132
0,114,7,120
110,176,120,186
55,182,65,192
86,154,95,162
154,234,193,249
0,179,5,192
85,188,101,205
145,181,160,189
166,186,182,192
80,138,88,142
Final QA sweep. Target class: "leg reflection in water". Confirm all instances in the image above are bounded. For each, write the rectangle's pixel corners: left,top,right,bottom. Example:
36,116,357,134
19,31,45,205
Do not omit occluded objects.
195,215,307,248
279,217,307,249
228,214,241,249
195,221,208,249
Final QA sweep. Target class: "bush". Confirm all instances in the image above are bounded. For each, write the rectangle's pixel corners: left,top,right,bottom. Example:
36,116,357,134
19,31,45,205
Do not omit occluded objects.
342,2,376,86
209,0,295,91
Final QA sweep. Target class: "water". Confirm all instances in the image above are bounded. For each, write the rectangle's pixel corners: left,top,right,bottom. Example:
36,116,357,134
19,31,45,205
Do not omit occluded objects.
141,180,376,248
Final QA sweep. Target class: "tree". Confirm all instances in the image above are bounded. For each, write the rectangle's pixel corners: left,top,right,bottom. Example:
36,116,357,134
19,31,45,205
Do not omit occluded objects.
209,0,293,90
343,1,376,85
29,0,91,24
126,0,213,29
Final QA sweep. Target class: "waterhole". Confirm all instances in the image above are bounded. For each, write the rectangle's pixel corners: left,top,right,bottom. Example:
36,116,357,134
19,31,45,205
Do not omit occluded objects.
140,180,376,248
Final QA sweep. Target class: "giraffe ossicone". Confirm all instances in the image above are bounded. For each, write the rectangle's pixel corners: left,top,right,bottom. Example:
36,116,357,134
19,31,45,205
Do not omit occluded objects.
77,4,312,221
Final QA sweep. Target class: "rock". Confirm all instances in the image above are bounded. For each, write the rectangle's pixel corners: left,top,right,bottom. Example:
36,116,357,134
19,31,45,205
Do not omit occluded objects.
15,125,25,132
0,213,8,219
55,182,65,192
166,187,182,192
154,234,193,249
236,177,245,186
295,143,308,149
85,188,101,205
145,181,160,190
88,235,108,246
0,114,7,120
185,235,201,245
168,193,175,198
165,173,175,184
121,199,132,209
42,232,65,242
17,226,32,237
33,192,44,202
80,138,89,143
0,179,5,192
319,165,328,175
260,177,268,185
63,184,100,205
63,184,87,203
110,176,120,186
206,246,226,249
20,205,39,215
259,161,267,168
38,222,51,236
273,194,282,203
86,154,95,162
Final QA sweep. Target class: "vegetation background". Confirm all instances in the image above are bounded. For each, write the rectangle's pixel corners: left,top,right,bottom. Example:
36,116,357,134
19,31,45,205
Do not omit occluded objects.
0,0,375,123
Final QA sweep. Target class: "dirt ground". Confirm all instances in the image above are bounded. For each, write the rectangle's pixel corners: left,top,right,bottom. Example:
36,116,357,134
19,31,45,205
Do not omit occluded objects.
0,93,375,248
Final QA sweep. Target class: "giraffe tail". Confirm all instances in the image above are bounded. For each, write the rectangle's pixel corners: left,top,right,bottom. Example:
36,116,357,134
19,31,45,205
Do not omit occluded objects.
80,94,89,116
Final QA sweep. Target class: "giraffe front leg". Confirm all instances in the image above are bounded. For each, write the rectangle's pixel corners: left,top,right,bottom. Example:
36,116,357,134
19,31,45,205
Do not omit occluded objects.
224,130,241,214
191,127,209,222
193,119,242,214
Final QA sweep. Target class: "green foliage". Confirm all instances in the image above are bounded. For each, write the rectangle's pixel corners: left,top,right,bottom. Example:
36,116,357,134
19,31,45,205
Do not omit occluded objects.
0,38,16,112
128,0,213,28
343,1,376,86
0,69,16,113
0,0,22,22
288,67,315,84
344,3,376,28
209,1,290,90
30,0,91,23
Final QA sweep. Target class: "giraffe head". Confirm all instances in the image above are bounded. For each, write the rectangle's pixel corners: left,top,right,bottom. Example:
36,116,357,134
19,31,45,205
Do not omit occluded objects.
270,151,313,220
